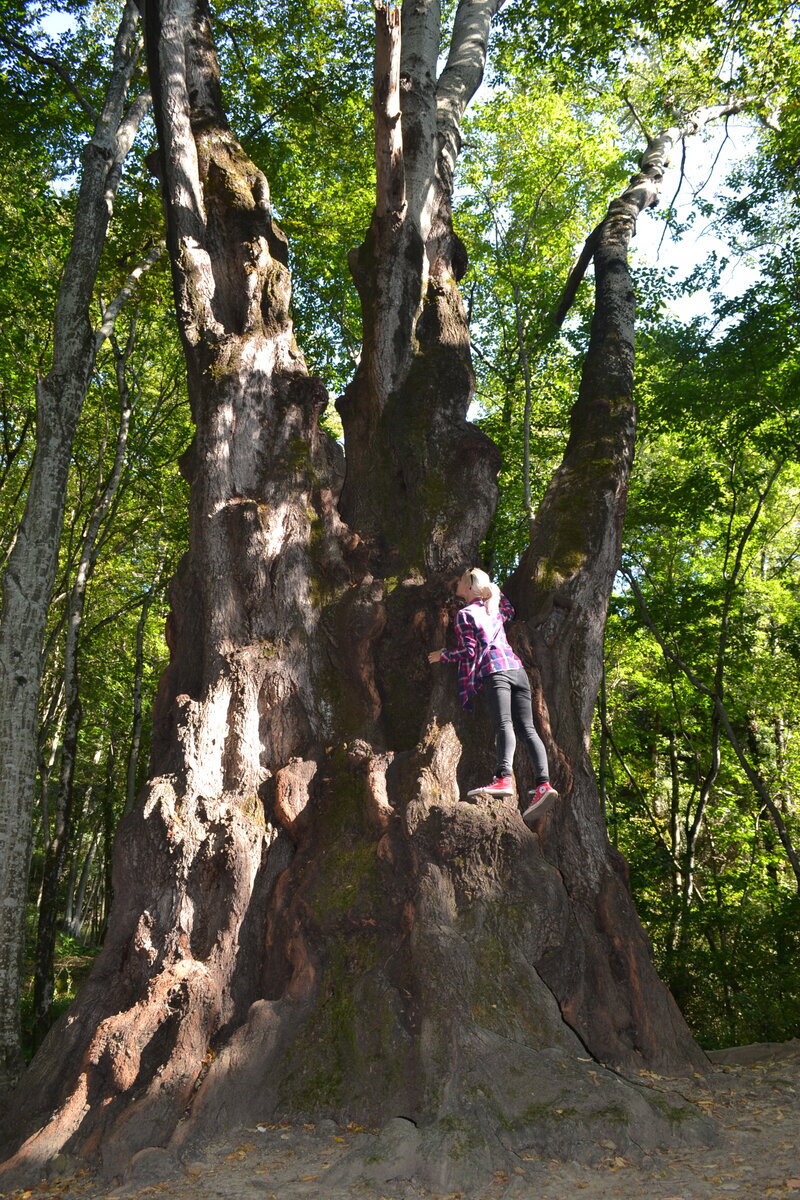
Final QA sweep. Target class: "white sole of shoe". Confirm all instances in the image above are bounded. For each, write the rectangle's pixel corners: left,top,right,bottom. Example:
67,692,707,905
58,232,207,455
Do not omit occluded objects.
467,787,514,800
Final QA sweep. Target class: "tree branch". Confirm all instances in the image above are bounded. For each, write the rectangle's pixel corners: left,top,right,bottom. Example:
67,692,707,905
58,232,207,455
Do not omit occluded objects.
435,0,506,189
0,31,99,122
623,95,652,142
115,87,153,165
552,228,602,329
553,97,755,328
95,243,164,350
373,2,405,222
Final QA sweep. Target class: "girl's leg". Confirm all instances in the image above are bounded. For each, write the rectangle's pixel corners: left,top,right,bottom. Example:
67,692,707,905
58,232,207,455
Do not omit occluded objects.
508,668,549,782
482,671,515,778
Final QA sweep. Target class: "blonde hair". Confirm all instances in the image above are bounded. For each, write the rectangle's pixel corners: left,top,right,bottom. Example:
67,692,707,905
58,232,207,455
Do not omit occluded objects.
462,567,500,617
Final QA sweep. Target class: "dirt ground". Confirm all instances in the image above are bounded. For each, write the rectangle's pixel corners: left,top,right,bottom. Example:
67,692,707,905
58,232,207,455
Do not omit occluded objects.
4,1041,799,1200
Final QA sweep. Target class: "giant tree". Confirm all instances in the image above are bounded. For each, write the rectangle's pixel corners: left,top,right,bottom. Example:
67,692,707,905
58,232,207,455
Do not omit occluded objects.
0,0,762,1190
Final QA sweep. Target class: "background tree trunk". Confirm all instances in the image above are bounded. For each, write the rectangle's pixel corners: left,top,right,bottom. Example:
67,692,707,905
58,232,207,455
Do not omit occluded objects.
0,1,717,1191
32,320,138,1047
0,1,150,1088
124,551,166,815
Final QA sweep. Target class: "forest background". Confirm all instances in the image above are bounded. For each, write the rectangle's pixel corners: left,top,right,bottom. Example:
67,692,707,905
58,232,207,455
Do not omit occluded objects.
0,0,799,1072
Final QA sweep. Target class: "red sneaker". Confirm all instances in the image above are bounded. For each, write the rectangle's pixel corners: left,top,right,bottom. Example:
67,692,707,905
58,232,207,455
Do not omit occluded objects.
522,782,558,826
467,776,514,799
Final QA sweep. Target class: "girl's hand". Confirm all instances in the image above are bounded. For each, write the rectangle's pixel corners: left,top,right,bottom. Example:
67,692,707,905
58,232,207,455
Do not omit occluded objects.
428,649,443,663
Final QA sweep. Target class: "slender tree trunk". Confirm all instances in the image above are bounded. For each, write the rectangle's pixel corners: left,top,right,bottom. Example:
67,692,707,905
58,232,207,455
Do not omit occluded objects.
62,829,99,942
512,281,534,523
99,744,116,940
0,1,151,1089
31,321,138,1047
0,3,719,1190
663,730,684,987
597,663,615,836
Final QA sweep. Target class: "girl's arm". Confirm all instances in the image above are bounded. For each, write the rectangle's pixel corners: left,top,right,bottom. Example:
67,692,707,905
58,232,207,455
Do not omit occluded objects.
438,608,478,665
500,595,515,622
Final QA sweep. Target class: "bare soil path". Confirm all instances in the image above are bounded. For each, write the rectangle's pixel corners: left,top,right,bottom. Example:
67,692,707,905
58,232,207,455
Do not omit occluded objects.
3,1042,798,1200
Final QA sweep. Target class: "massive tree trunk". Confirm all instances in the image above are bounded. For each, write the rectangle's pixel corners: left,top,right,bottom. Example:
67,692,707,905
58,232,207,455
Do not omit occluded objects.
0,3,716,1191
0,0,151,1089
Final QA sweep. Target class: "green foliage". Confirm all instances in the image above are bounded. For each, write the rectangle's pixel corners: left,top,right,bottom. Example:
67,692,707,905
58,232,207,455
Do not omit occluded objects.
496,0,799,96
458,79,629,574
0,150,67,545
600,197,800,1045
20,923,100,1056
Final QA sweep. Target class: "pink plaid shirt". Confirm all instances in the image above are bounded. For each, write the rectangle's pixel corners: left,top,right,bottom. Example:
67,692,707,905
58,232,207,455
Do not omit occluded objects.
440,596,523,710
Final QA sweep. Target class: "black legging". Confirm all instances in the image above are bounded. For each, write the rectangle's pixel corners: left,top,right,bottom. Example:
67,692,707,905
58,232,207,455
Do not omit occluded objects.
483,668,549,782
